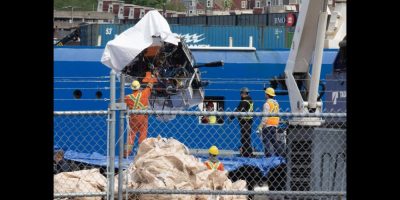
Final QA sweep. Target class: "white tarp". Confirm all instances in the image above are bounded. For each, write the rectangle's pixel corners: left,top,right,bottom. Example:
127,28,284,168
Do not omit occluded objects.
101,10,180,72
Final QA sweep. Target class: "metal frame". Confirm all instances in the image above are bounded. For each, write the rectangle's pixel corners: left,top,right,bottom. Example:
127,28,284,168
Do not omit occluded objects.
54,190,346,198
124,189,346,196
127,109,346,117
107,70,116,200
284,0,329,126
54,110,109,115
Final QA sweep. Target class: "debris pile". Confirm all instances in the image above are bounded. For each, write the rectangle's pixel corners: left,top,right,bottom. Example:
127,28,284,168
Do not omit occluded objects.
116,136,247,200
54,137,248,200
54,168,106,200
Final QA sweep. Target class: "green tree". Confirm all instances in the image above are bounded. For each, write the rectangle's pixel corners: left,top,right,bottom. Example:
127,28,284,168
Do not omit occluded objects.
129,0,164,8
54,0,98,11
130,0,187,12
165,2,187,12
223,0,233,10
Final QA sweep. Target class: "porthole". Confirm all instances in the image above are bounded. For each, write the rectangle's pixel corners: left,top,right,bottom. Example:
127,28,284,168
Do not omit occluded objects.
73,90,82,99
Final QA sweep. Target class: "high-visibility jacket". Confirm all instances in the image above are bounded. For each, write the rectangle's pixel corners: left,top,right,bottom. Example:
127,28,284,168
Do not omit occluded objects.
204,160,224,171
124,87,152,157
235,96,254,120
125,88,151,110
241,100,254,120
263,99,280,126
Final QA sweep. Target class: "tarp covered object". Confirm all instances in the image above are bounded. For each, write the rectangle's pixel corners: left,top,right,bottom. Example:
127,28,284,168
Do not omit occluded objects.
101,10,180,72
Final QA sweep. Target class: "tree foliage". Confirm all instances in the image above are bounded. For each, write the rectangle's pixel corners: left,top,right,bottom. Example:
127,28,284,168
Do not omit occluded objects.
120,0,186,12
55,0,187,13
54,0,98,11
223,0,233,10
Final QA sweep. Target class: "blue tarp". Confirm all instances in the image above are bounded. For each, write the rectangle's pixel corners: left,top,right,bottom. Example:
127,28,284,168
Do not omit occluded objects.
61,148,285,177
196,155,285,177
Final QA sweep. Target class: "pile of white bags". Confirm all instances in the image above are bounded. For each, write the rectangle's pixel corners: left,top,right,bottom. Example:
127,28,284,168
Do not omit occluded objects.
53,137,248,200
54,168,106,200
115,136,247,200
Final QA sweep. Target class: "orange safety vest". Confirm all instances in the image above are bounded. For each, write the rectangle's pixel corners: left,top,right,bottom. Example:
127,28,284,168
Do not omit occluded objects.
266,99,280,126
126,90,149,110
204,160,224,171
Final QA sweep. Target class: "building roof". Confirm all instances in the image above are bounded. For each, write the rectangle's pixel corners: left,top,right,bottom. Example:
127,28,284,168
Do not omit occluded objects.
213,2,223,10
196,3,205,10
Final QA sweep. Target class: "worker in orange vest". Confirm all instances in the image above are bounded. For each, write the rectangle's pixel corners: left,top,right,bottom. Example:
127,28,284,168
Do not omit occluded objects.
204,145,224,171
257,87,284,157
124,72,156,158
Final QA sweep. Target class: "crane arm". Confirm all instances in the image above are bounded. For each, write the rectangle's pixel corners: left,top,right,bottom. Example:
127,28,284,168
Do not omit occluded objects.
284,0,329,126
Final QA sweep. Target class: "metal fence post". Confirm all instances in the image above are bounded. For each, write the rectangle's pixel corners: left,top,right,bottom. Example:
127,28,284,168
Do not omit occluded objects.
107,70,116,200
118,74,125,200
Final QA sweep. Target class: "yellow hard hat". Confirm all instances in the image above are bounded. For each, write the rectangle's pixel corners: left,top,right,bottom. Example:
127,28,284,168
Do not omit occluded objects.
131,80,140,90
265,87,276,96
209,145,219,156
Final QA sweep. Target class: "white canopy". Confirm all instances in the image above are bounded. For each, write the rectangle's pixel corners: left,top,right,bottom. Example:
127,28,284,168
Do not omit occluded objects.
101,10,180,72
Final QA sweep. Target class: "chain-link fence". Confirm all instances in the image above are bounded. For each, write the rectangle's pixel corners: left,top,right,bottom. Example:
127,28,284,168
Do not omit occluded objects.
116,109,346,200
53,109,346,200
54,111,110,199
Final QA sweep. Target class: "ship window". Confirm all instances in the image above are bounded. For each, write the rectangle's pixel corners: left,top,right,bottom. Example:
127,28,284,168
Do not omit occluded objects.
95,91,103,99
199,96,224,125
73,90,82,99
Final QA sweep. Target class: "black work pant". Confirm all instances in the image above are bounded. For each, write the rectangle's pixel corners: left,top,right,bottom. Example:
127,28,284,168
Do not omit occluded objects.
239,118,253,157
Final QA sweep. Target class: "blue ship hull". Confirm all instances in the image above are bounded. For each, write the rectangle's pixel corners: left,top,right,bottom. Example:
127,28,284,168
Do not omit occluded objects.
54,46,339,155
